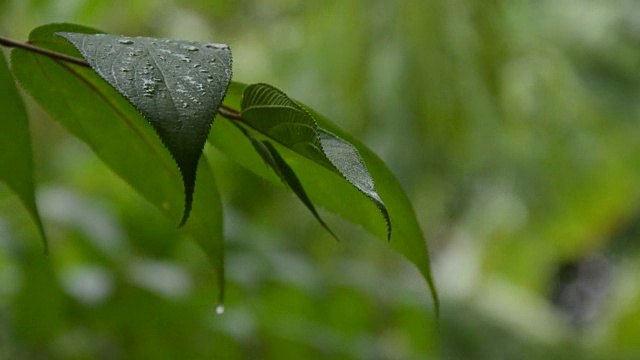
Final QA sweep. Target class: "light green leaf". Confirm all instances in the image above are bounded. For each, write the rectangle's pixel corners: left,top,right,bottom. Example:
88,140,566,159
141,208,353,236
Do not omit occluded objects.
0,52,47,249
240,83,391,239
56,31,232,225
212,83,438,311
11,23,225,304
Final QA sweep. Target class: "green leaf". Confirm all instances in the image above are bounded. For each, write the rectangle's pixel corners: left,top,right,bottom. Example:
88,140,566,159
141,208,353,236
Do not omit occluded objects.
240,83,391,239
233,121,338,240
11,23,226,304
212,83,438,312
56,31,233,226
0,52,47,249
307,106,439,313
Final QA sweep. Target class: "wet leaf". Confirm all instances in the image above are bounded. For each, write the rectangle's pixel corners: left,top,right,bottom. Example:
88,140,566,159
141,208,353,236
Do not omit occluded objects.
240,83,391,239
12,23,226,305
56,32,232,225
0,52,47,249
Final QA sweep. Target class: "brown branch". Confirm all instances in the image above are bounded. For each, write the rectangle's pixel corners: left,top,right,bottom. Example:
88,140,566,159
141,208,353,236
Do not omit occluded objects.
0,35,90,67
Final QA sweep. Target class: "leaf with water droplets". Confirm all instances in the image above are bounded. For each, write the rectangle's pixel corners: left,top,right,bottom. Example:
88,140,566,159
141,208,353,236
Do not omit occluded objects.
240,83,391,240
56,32,233,226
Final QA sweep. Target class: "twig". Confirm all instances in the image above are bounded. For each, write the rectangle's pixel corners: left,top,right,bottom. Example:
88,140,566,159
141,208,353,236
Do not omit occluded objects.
0,35,90,67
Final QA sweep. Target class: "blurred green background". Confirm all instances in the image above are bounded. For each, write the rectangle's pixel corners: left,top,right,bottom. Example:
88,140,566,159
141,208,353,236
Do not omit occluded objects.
3,0,640,358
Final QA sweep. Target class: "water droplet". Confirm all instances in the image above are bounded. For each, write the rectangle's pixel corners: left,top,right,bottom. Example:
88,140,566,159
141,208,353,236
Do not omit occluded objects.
193,64,201,68
186,46,199,52
216,305,224,315
206,43,228,50
182,102,189,108
174,53,192,63
118,39,134,45
120,68,129,72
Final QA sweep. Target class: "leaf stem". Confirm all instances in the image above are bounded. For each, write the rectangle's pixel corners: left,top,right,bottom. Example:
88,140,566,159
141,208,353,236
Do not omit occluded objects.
0,35,90,67
218,104,242,120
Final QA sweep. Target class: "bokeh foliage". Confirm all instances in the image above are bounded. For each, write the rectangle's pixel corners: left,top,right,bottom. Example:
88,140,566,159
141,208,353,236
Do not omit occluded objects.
2,0,640,358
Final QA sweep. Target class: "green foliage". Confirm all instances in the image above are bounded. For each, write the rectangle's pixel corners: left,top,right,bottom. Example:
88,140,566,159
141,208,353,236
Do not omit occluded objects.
11,23,225,304
58,31,232,225
0,51,46,249
215,83,437,308
2,22,437,312
240,83,391,240
6,1,640,358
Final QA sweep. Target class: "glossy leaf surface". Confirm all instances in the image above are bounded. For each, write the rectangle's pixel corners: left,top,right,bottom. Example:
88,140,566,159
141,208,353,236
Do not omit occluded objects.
57,32,232,225
11,23,225,304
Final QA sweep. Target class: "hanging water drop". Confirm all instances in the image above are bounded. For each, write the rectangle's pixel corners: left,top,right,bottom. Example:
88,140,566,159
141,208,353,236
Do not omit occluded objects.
186,45,199,52
215,305,224,315
118,39,134,45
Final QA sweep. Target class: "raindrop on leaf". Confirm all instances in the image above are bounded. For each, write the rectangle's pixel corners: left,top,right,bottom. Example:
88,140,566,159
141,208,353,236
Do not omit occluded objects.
206,43,228,50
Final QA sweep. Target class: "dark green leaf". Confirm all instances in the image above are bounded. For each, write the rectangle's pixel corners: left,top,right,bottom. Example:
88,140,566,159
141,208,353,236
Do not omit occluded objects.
240,83,391,239
56,31,233,225
11,23,226,305
234,122,338,240
0,52,47,249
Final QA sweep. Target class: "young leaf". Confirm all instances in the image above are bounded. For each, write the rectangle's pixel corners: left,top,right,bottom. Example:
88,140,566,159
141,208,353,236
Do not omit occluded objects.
11,23,226,305
0,52,47,249
240,83,391,239
212,82,438,311
56,32,233,226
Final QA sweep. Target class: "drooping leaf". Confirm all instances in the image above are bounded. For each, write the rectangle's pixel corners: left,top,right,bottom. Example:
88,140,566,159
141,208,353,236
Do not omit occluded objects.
56,31,232,226
232,121,338,240
307,106,439,312
240,83,391,239
211,83,438,311
11,23,226,304
0,52,47,249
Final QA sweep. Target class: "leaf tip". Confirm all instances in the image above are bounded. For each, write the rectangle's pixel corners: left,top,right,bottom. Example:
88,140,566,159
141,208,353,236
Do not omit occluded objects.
177,190,193,228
